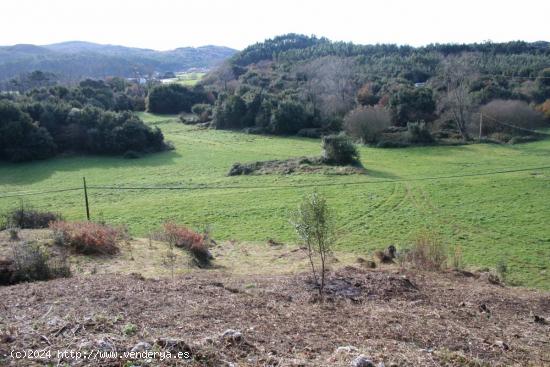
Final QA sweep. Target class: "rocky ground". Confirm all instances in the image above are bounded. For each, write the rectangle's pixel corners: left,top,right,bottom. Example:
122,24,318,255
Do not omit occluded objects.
1,265,549,366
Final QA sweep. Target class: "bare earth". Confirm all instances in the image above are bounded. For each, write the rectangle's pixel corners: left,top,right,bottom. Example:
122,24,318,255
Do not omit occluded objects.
1,266,549,366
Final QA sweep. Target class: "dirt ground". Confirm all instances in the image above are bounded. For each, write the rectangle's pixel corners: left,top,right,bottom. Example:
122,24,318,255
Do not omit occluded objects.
1,264,549,366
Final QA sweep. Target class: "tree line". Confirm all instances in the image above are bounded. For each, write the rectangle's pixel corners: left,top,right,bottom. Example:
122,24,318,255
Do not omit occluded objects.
0,78,169,162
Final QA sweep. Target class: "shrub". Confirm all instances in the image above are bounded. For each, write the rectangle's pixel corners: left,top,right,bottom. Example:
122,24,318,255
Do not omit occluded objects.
407,122,435,144
162,222,212,267
189,242,212,267
269,99,309,134
480,99,546,136
191,103,213,122
539,99,550,119
344,105,391,144
1,206,62,229
50,221,122,255
321,134,359,165
163,222,204,249
404,232,447,271
213,94,248,129
123,323,138,336
9,242,70,284
496,259,508,282
451,246,464,270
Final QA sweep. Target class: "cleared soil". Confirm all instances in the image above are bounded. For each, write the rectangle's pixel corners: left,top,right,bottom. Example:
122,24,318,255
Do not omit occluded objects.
1,265,549,366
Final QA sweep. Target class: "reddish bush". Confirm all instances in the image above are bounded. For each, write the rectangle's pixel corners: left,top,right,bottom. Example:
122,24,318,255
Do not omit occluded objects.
539,99,550,120
162,222,212,266
50,221,122,255
163,222,204,249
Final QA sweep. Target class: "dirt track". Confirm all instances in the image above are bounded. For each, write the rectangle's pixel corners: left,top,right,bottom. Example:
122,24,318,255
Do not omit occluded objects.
1,267,549,366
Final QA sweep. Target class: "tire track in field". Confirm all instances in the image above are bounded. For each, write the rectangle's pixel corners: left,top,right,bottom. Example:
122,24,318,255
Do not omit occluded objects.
409,183,544,250
336,182,406,236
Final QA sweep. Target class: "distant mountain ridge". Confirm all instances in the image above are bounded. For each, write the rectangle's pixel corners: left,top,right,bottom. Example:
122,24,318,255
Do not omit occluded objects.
0,41,237,83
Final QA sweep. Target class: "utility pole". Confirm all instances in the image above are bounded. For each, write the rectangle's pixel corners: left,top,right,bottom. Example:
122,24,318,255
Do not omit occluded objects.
83,177,90,221
479,112,483,141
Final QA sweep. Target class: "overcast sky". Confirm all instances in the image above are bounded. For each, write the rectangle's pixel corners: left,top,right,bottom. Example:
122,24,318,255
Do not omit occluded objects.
1,0,549,50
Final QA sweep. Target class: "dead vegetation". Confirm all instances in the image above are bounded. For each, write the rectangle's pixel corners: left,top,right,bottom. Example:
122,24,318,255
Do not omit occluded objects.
0,266,548,366
0,230,548,366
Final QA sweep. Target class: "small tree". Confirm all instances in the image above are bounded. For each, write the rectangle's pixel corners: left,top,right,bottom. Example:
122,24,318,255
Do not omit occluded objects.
322,134,359,165
291,192,334,300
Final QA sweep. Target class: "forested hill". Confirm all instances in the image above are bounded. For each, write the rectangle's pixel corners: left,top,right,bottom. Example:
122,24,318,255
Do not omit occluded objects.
0,41,237,85
201,34,550,139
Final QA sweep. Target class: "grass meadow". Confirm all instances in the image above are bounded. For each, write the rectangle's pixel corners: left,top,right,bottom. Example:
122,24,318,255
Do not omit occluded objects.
0,113,549,288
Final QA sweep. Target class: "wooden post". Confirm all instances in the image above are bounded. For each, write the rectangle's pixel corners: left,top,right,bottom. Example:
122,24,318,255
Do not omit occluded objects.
479,112,483,141
83,177,90,221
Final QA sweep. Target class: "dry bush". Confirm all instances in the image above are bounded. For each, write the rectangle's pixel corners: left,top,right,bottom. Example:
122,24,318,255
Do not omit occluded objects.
162,222,212,267
163,222,204,249
1,205,62,230
344,105,391,144
451,246,464,270
404,232,448,271
50,221,123,255
374,245,397,264
480,99,546,136
538,99,550,120
9,242,70,284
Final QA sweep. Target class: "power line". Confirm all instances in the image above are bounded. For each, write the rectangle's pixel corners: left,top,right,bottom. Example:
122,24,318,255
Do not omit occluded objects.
2,165,548,200
89,165,550,191
481,113,550,136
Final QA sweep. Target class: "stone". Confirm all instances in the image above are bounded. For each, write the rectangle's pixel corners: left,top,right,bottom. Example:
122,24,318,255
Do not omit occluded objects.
336,345,359,354
131,342,151,353
156,338,191,353
221,329,242,343
351,355,375,367
95,338,115,351
495,340,510,350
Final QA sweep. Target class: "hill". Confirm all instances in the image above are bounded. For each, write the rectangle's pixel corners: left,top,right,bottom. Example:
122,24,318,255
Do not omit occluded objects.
0,41,237,86
201,34,550,141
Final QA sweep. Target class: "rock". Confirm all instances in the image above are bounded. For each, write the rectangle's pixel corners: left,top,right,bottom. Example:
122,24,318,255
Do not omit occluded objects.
131,342,151,353
336,345,359,354
156,338,191,353
95,338,115,351
351,355,375,367
495,340,509,350
221,329,242,343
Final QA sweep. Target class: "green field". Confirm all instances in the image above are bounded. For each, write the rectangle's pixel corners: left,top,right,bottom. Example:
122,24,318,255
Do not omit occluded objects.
1,113,549,288
174,72,205,86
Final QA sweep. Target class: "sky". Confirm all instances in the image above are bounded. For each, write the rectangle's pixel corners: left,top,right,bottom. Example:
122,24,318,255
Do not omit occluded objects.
1,0,549,50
